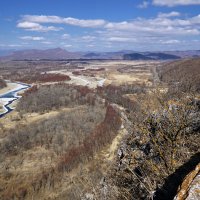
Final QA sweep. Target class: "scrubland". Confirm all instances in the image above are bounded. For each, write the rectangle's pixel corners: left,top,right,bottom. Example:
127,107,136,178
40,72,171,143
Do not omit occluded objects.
0,59,199,199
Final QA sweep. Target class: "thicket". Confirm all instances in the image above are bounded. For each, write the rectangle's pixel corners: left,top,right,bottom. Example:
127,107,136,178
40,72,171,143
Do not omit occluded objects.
0,103,108,198
0,104,122,199
1,105,105,156
57,105,122,172
17,83,100,113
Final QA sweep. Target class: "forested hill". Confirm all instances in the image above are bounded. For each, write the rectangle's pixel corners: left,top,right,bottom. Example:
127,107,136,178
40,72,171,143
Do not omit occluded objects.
123,52,181,60
158,58,200,92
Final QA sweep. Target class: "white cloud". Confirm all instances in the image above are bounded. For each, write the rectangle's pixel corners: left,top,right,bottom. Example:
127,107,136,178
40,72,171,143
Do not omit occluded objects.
62,33,70,39
9,44,23,47
161,39,181,44
17,21,62,32
41,41,52,44
104,14,200,36
15,13,200,51
19,15,106,28
63,44,72,48
87,44,95,47
20,36,45,41
158,11,180,18
22,15,62,23
18,14,200,37
0,44,22,47
108,37,135,42
153,0,200,7
82,36,96,41
63,17,106,27
94,13,200,51
137,1,149,8
17,21,39,29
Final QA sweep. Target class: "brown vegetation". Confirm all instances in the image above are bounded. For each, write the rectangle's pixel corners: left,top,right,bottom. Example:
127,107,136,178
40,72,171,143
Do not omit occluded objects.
107,58,200,200
17,83,97,113
158,58,200,92
108,91,200,200
0,102,110,199
0,58,199,200
0,78,124,199
57,105,121,172
72,68,105,77
97,83,145,111
15,72,71,84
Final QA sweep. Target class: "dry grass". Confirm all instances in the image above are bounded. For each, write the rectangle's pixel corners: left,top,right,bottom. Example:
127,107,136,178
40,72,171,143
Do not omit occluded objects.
106,72,151,86
0,106,78,130
46,60,155,87
0,103,108,199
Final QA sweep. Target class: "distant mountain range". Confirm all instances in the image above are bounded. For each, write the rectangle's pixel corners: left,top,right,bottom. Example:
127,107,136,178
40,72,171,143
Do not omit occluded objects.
0,48,200,61
0,48,82,60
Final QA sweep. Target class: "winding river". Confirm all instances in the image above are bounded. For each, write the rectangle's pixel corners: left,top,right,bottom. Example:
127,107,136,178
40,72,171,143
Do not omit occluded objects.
0,82,31,118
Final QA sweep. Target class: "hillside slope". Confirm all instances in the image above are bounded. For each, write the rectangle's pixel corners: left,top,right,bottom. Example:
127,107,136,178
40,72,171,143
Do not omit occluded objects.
158,58,200,92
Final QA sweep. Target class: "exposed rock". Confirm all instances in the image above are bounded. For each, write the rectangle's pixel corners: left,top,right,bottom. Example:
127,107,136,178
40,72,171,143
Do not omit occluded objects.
186,174,200,200
175,163,200,200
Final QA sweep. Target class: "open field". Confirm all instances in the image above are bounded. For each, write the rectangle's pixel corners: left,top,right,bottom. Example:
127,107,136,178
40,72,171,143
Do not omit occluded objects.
0,60,157,120
43,60,157,88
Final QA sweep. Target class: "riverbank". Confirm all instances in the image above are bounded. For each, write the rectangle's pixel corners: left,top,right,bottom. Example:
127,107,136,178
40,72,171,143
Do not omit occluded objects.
0,81,30,117
0,82,20,95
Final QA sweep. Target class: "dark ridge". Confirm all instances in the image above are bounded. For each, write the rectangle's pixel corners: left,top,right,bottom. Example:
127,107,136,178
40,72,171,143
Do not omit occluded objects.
123,53,151,60
123,52,181,60
11,58,121,61
146,52,181,60
83,53,100,57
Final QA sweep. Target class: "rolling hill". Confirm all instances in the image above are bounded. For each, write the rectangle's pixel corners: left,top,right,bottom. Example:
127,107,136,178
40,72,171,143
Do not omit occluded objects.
0,48,200,61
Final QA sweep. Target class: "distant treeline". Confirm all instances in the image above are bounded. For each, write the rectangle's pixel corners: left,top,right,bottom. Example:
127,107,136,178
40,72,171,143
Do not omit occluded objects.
14,73,71,84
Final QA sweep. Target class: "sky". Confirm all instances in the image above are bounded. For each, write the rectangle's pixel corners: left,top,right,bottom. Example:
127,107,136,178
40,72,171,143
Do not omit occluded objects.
0,0,200,51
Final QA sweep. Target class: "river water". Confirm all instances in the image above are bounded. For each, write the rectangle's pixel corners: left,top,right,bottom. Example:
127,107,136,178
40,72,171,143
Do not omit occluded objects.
0,82,31,118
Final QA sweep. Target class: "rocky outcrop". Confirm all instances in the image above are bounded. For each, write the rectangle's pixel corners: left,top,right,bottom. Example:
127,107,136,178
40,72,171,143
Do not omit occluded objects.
175,163,200,200
186,173,200,200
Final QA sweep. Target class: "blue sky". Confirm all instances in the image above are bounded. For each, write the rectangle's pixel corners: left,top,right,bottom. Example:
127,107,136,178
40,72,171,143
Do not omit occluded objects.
0,0,200,51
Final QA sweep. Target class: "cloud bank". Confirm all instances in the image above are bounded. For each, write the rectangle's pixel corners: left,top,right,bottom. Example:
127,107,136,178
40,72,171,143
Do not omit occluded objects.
153,0,200,7
20,36,45,41
15,12,200,50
